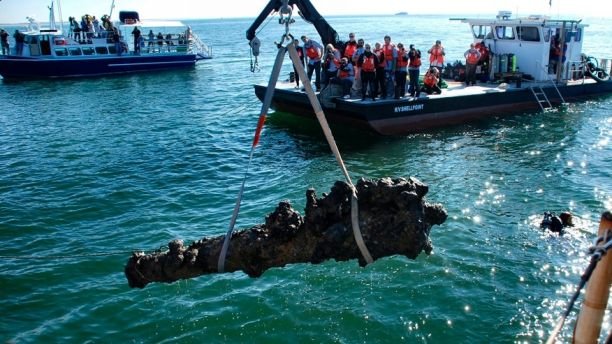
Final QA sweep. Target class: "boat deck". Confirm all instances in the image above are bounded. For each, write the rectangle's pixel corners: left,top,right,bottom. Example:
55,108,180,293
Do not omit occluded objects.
271,77,600,103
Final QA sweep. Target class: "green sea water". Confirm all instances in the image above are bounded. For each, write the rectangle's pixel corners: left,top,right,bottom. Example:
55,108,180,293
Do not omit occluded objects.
1,14,611,343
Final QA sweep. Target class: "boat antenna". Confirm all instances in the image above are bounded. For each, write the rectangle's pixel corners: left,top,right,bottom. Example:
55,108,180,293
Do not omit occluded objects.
57,0,65,33
48,2,56,30
109,0,116,20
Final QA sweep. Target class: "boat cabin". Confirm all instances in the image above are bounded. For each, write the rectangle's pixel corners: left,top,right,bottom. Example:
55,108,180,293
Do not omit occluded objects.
459,11,586,82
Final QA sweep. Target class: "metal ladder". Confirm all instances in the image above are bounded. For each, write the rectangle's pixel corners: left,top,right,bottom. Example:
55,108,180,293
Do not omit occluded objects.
530,86,552,111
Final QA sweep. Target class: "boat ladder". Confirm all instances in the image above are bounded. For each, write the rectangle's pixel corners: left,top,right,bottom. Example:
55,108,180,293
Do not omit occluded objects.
530,86,552,111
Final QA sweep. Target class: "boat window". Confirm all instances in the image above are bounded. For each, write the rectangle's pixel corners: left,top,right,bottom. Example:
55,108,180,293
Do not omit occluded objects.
82,47,95,55
55,48,68,56
68,47,83,56
471,25,492,39
108,45,116,54
495,26,515,40
574,28,582,42
25,35,39,44
95,46,108,54
544,28,552,42
517,27,540,42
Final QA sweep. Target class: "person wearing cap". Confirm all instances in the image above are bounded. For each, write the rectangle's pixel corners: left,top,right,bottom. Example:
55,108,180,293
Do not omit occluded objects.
301,35,324,91
407,44,422,98
428,40,445,86
0,29,9,55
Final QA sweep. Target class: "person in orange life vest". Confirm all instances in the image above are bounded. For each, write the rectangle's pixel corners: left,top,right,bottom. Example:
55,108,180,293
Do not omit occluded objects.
421,67,442,95
292,38,306,88
343,32,357,60
373,42,387,99
331,57,355,99
427,40,445,86
407,44,422,98
322,43,341,87
475,40,489,66
382,35,398,99
357,44,379,101
464,43,481,86
301,35,323,91
394,43,409,99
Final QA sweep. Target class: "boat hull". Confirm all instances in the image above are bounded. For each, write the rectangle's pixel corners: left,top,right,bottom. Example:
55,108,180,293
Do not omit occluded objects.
0,54,198,79
254,81,612,135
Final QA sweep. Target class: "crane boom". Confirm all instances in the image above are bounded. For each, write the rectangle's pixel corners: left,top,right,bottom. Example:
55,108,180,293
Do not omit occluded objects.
246,0,342,48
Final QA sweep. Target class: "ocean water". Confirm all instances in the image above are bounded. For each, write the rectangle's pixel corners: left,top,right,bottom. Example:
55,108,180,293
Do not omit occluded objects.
1,14,611,343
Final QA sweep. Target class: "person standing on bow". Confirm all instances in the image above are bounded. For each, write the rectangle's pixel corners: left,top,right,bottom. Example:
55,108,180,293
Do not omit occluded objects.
343,32,357,60
428,40,445,86
394,43,409,99
464,43,481,86
301,35,323,92
407,44,422,98
357,44,379,101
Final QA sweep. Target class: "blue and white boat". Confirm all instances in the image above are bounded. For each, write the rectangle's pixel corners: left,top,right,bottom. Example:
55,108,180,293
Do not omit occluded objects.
0,3,212,80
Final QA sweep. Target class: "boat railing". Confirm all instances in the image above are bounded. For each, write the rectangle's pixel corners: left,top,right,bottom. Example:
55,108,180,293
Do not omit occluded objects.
188,32,212,59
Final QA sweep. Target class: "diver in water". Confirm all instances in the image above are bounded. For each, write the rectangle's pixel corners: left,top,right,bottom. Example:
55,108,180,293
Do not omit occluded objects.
540,211,573,233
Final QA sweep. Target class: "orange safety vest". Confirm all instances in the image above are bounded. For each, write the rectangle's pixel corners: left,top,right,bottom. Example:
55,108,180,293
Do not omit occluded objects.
344,42,357,59
306,45,320,59
362,55,376,72
396,48,408,68
409,54,421,67
466,50,479,64
338,68,351,79
383,43,395,62
424,72,438,87
429,45,444,65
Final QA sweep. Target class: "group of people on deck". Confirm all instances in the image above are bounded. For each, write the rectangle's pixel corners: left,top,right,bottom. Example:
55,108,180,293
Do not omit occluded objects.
292,33,449,100
291,32,491,100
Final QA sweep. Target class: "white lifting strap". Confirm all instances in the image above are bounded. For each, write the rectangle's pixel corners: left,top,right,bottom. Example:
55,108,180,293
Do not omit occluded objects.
287,43,374,265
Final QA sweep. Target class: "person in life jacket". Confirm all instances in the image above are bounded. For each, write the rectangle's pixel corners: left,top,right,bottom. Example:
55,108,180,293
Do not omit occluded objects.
422,67,442,95
357,43,379,101
292,38,306,88
408,44,422,98
464,43,482,86
428,40,445,86
382,35,397,99
394,42,409,99
301,35,324,91
343,32,357,60
331,57,355,99
322,43,341,87
374,42,388,99
549,35,562,74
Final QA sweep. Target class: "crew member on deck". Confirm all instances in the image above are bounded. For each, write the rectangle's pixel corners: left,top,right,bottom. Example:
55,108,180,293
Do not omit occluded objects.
464,43,481,86
408,44,422,98
395,43,409,99
0,29,9,55
132,26,141,55
357,44,379,101
421,67,442,95
428,40,445,86
301,35,323,92
292,38,306,89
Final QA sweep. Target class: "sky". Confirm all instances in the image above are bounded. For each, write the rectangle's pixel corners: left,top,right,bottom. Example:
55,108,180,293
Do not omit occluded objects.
0,0,608,24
